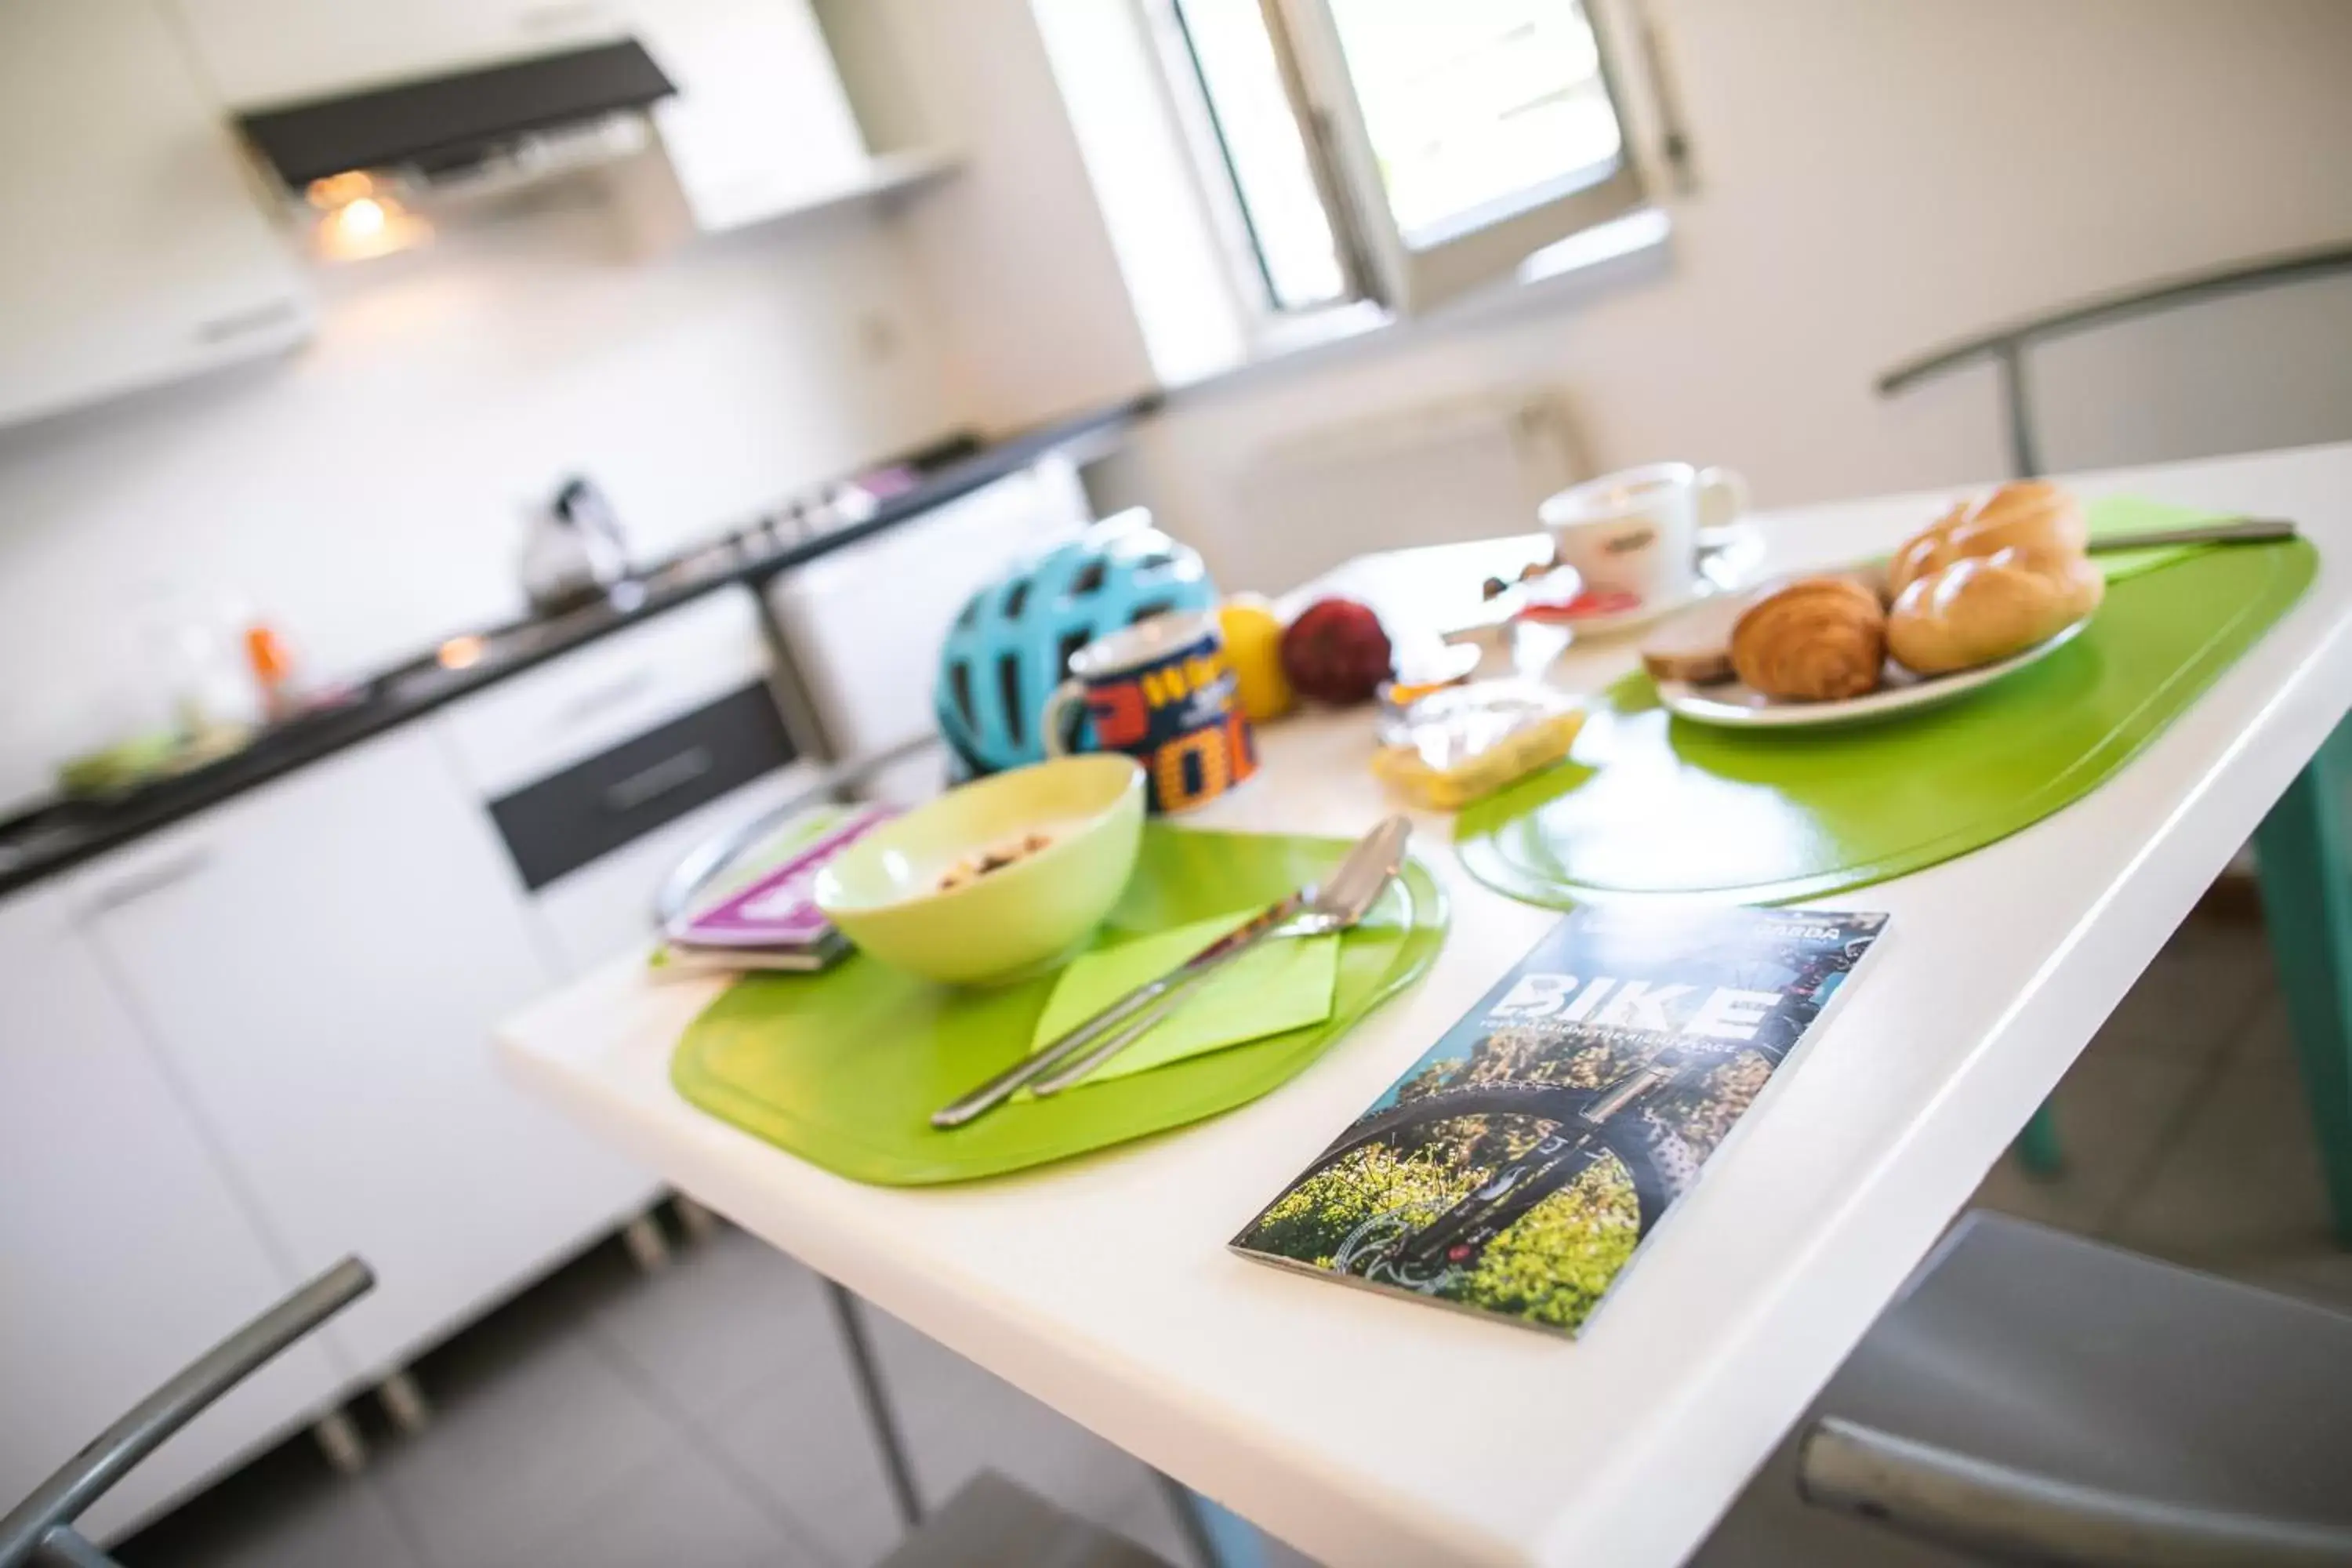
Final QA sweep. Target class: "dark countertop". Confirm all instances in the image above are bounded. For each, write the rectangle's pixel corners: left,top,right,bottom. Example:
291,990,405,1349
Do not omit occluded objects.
0,396,1155,899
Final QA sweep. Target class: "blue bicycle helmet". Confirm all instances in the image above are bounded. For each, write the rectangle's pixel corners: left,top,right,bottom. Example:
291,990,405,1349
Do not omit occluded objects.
935,509,1217,778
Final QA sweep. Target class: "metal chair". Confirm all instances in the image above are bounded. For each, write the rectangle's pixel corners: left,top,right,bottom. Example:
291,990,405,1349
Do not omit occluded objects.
1877,240,2352,1209
1695,1212,2352,1565
0,1258,373,1568
878,1472,1174,1568
1876,241,2352,483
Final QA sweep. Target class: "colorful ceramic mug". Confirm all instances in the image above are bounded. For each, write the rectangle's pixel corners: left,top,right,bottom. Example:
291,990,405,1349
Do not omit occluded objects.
1043,612,1258,813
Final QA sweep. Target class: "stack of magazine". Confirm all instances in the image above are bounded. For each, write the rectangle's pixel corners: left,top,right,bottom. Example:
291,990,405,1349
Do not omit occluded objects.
1231,902,1888,1337
655,803,895,975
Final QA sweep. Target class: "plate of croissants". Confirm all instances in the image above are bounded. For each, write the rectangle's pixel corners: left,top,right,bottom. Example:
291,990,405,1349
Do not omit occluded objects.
1640,481,2105,728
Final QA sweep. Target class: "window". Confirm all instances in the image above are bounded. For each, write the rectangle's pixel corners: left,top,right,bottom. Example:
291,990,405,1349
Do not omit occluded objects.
1158,0,1647,318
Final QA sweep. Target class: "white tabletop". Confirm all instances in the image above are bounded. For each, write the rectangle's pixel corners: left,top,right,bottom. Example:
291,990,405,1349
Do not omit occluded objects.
500,442,2352,1567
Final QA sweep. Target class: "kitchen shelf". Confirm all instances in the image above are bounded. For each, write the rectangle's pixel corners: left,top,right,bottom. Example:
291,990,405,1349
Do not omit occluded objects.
607,141,960,250
702,146,961,236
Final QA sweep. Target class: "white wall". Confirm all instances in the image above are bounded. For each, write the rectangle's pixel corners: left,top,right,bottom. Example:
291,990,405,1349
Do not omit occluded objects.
1098,0,2352,591
0,194,964,806
815,0,1158,429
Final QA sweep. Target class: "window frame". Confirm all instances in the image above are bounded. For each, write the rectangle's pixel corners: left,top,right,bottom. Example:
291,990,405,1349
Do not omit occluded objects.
1141,0,1364,331
1145,0,1653,324
1162,0,1294,314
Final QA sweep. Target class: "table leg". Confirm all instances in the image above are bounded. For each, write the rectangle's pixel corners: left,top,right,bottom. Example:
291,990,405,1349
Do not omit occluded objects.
1156,1473,1267,1568
813,1279,1269,1562
2252,733,2352,1247
820,1279,925,1527
2013,1103,2063,1178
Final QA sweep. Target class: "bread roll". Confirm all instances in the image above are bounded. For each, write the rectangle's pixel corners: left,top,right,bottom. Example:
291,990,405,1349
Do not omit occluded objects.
1886,481,2102,674
1731,577,1886,702
1888,480,2089,598
1887,553,2103,674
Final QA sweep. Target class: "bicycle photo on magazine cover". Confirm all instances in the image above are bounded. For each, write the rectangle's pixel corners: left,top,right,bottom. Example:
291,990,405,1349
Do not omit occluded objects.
1230,906,1887,1336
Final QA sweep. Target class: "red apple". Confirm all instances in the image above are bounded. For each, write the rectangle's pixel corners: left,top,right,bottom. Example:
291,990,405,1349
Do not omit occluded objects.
1279,597,1394,706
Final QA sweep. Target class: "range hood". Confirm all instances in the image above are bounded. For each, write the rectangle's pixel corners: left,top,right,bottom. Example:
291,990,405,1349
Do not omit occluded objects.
236,40,677,192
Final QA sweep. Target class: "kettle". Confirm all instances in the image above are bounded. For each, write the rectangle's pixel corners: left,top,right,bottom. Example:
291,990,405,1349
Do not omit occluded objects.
519,477,630,615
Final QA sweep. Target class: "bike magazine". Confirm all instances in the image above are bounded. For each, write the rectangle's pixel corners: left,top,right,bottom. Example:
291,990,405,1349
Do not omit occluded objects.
1230,903,1889,1336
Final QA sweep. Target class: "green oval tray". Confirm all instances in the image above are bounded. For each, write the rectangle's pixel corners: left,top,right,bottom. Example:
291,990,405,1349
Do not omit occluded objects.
1457,535,2314,907
671,825,1449,1185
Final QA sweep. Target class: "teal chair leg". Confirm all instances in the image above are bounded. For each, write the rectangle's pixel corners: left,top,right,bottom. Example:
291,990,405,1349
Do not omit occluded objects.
1158,1477,1266,1568
2013,1102,2064,1178
2252,722,2352,1247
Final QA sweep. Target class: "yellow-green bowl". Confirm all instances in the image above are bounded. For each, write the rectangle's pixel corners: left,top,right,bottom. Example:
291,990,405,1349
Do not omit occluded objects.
814,755,1146,986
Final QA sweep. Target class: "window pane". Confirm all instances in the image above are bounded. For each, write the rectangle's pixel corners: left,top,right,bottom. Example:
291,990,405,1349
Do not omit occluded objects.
1173,0,1347,310
1322,0,1624,248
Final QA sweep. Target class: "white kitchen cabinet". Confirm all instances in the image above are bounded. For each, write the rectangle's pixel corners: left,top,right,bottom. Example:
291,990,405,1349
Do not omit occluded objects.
0,884,343,1544
0,0,311,430
76,726,659,1381
624,0,873,233
173,0,626,107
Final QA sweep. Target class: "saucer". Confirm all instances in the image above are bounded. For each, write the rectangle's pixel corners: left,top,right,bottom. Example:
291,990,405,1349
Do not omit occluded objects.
1513,521,1762,641
1515,576,1716,639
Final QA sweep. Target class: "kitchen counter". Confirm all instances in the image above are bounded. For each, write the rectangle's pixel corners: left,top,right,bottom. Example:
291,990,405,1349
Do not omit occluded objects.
0,397,1153,898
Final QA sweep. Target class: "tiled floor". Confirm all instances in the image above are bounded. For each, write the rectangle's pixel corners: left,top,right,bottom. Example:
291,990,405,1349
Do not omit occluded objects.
1969,907,2351,1310
112,902,2345,1567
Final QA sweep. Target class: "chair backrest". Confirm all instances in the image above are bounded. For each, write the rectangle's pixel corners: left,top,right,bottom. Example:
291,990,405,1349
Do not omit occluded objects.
0,1259,371,1568
1878,243,2352,478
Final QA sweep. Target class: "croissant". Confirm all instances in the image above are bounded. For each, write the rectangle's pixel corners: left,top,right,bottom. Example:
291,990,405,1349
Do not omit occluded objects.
1886,482,2103,675
1731,576,1886,701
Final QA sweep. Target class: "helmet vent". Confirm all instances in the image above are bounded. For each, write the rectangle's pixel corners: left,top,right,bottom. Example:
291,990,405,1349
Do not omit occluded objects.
1128,600,1174,626
997,653,1025,746
1132,551,1175,573
947,659,976,731
1003,579,1032,619
1070,559,1108,596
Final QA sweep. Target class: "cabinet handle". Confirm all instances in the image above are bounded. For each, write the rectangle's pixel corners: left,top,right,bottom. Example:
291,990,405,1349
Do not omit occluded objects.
556,668,658,729
82,848,214,916
603,747,714,813
194,301,300,346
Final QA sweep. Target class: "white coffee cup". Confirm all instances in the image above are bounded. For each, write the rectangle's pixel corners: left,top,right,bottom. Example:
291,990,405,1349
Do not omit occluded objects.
1537,462,1747,608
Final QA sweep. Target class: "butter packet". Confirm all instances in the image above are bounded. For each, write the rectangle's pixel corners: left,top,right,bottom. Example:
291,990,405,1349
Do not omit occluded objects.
1371,681,1586,811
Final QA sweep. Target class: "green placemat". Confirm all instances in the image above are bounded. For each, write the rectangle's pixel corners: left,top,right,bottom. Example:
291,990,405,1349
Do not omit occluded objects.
1457,508,2314,908
2088,495,2240,581
672,825,1449,1185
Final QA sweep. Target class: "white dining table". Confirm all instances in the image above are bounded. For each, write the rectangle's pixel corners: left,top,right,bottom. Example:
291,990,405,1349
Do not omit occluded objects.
499,441,2352,1568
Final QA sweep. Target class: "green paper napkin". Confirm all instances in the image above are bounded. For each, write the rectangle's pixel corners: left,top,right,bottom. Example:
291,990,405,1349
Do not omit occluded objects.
2090,498,2232,583
1025,912,1341,1090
